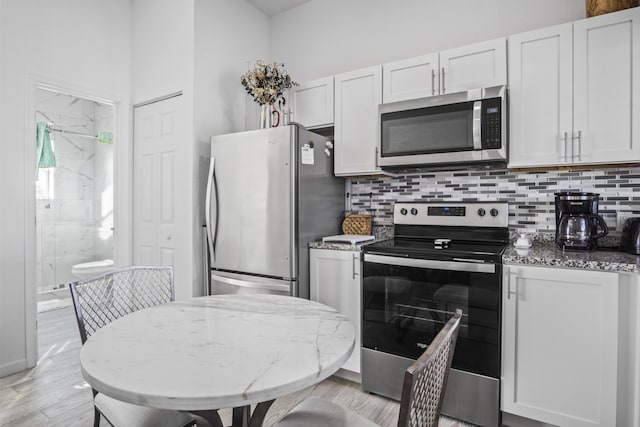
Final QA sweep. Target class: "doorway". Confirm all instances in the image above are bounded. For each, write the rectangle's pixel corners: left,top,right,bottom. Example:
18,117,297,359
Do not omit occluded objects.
34,88,115,312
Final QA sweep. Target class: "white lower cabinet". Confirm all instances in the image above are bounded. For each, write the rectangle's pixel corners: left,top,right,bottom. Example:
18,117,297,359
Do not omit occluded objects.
309,248,361,374
502,265,619,427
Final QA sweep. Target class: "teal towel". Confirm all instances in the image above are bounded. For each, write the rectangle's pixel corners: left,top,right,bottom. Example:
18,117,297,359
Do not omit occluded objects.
97,131,113,144
36,122,56,168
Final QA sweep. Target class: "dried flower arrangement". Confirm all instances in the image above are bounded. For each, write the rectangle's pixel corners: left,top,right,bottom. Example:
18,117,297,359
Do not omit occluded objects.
241,61,297,107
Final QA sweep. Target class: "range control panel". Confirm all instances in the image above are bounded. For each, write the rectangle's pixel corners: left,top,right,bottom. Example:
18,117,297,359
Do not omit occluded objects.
394,202,508,228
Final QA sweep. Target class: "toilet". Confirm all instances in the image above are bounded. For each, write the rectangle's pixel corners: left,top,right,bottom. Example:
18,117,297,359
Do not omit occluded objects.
71,259,114,280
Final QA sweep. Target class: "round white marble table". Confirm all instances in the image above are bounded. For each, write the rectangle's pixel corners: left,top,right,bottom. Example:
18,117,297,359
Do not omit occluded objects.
80,294,355,427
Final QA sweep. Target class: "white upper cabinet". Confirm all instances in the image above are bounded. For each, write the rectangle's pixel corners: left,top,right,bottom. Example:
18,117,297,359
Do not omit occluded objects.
508,24,573,167
573,9,640,164
509,8,640,167
382,38,506,103
334,65,383,176
290,76,334,128
382,53,439,103
439,37,507,94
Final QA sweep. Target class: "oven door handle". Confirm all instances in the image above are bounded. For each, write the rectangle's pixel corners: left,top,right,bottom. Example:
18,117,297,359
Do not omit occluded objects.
363,253,496,274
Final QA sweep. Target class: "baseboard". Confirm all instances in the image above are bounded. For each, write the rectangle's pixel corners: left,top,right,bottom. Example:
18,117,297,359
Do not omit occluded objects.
502,412,559,427
0,358,28,378
333,368,361,384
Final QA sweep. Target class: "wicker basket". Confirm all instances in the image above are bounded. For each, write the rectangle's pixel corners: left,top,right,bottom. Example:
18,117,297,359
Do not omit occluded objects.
342,214,372,235
586,0,638,17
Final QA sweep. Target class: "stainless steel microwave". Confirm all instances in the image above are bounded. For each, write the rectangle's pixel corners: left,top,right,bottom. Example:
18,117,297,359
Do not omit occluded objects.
378,85,507,169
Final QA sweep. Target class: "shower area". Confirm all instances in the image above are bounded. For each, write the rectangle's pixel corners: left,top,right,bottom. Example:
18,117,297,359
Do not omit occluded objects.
35,88,114,300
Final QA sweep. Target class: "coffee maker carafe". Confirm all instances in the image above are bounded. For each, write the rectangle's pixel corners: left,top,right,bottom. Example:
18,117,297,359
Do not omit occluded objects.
555,192,608,251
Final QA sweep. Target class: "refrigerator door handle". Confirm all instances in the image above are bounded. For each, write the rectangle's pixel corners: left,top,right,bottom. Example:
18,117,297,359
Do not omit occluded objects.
205,156,217,264
212,273,291,293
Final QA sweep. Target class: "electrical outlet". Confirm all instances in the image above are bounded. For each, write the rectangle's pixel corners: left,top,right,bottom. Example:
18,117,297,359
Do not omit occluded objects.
617,212,633,230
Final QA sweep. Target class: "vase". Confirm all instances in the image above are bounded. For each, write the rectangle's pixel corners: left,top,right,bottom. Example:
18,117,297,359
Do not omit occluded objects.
259,104,273,129
259,104,281,129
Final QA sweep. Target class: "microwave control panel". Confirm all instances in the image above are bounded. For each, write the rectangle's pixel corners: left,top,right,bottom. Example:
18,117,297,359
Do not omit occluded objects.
481,97,502,149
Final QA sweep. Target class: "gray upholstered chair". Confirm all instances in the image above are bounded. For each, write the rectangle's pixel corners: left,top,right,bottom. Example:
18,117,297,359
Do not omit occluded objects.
69,266,195,427
276,309,463,427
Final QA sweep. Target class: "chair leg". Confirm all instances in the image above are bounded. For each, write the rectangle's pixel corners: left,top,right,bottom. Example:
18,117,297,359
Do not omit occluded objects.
93,407,101,427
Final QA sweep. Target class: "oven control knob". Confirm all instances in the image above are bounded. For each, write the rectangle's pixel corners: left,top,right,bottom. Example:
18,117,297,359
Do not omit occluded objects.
410,208,418,216
477,208,486,217
490,208,499,217
400,208,408,215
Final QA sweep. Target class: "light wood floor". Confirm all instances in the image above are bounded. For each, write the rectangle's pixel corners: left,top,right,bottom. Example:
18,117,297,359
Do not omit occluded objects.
0,305,472,427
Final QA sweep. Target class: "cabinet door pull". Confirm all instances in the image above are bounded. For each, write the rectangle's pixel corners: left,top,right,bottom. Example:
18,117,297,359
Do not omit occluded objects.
441,67,446,93
431,69,436,96
507,278,518,300
576,130,582,161
352,253,359,279
562,132,568,162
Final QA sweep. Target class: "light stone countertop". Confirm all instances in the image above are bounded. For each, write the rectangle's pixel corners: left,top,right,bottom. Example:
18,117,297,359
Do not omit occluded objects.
80,294,355,413
309,239,385,251
311,237,640,273
503,241,640,273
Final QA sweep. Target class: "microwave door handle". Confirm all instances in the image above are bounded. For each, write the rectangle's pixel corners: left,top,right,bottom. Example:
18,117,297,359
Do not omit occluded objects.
472,101,482,150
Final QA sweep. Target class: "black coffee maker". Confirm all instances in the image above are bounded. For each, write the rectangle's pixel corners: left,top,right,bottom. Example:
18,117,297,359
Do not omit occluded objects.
555,192,608,251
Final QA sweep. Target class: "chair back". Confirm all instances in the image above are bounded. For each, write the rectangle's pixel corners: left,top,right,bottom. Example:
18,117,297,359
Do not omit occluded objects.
397,309,462,427
69,266,175,343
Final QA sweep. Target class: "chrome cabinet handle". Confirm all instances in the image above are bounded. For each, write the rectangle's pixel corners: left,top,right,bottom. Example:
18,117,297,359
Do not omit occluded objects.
507,276,519,300
570,130,582,161
562,132,568,162
352,253,359,279
431,69,436,95
441,67,446,93
375,147,379,168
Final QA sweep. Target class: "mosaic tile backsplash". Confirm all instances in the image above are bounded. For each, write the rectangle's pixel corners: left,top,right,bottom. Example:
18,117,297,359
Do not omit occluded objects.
348,167,640,236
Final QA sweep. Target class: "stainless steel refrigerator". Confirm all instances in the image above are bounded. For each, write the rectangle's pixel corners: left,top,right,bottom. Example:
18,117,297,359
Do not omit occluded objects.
205,124,344,299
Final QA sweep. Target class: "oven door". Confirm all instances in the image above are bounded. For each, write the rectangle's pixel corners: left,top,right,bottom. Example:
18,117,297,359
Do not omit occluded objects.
362,253,501,378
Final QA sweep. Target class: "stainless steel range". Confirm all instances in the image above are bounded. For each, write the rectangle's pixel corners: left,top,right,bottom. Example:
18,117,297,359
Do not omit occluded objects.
361,201,508,427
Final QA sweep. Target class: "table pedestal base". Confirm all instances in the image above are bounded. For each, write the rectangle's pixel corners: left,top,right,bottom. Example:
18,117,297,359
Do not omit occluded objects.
189,400,275,427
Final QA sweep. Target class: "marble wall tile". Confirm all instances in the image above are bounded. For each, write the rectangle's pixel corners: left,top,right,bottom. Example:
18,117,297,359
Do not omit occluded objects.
349,166,640,235
35,90,114,292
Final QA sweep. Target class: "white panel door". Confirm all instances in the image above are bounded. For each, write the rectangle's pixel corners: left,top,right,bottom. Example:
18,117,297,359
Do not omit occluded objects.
133,95,187,283
508,24,573,167
310,248,361,374
439,37,507,94
291,76,334,128
573,8,640,164
334,65,382,176
502,266,619,427
382,53,439,102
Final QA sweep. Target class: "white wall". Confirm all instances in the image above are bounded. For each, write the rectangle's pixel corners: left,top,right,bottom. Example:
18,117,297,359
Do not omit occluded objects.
270,0,586,81
132,0,269,298
131,0,196,300
0,0,131,377
194,0,269,296
131,0,195,105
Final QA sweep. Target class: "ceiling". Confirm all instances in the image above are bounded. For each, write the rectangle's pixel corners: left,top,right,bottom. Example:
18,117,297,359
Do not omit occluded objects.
245,0,312,16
